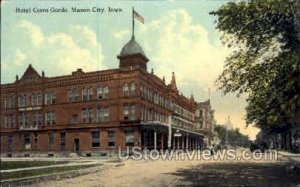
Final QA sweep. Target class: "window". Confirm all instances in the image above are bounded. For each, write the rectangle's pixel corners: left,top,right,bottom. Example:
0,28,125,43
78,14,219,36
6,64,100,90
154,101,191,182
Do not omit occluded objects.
200,110,203,117
141,85,145,98
60,132,66,149
147,90,151,101
48,133,54,149
45,111,56,125
24,133,31,149
5,115,15,128
123,83,129,96
33,112,42,126
130,105,136,120
5,97,15,109
34,133,38,148
108,131,115,147
141,107,144,121
68,89,80,102
97,86,109,99
19,113,29,127
82,88,93,101
91,131,100,147
18,94,29,107
82,108,93,123
8,135,13,151
123,105,129,120
96,107,110,122
32,93,42,106
130,83,136,96
71,114,79,125
125,130,134,146
45,92,56,105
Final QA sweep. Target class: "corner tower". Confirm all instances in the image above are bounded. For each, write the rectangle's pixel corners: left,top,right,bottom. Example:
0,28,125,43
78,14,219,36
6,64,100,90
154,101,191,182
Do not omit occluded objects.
117,36,148,71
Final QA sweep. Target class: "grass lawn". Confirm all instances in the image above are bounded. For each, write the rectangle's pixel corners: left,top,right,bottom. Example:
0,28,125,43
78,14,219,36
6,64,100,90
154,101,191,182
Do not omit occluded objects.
1,164,98,181
0,161,68,170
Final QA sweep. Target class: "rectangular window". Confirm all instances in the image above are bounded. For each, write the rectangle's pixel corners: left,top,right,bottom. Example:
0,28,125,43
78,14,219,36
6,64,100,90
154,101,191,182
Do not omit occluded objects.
18,94,29,107
32,93,42,106
45,92,56,105
48,133,54,149
200,110,203,117
19,113,29,128
123,105,129,120
82,108,93,123
8,135,13,151
91,131,100,147
104,86,109,98
5,97,15,109
130,105,136,120
141,107,144,121
96,107,109,122
24,133,31,149
82,88,93,101
97,86,109,99
125,130,134,147
34,133,38,148
45,111,56,125
60,132,66,149
97,87,103,99
71,114,79,125
108,131,115,147
33,112,42,126
5,115,15,128
68,89,80,102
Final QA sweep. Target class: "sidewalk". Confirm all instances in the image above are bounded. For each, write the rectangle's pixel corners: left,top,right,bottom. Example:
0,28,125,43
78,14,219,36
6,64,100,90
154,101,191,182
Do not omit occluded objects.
1,157,120,173
1,160,102,173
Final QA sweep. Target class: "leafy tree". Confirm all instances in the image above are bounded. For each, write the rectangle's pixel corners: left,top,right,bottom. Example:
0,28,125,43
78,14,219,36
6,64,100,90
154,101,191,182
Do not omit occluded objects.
214,125,251,147
210,0,300,132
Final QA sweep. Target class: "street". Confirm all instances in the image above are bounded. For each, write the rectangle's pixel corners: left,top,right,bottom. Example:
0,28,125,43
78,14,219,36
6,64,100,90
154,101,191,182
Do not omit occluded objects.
31,153,300,187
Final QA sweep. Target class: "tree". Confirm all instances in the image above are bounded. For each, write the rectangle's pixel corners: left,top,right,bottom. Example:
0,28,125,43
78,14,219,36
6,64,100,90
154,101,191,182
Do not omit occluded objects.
214,125,251,147
210,0,300,132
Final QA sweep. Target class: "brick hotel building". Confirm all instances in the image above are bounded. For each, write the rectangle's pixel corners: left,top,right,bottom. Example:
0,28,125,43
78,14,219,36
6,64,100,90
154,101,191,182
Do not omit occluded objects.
0,36,208,157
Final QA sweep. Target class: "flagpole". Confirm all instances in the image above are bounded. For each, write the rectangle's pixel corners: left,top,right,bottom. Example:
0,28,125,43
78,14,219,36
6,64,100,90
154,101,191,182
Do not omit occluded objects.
132,7,135,38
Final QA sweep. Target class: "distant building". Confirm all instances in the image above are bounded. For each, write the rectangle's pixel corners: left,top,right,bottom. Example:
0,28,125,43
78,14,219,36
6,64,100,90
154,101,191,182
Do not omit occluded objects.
195,100,217,146
0,36,205,157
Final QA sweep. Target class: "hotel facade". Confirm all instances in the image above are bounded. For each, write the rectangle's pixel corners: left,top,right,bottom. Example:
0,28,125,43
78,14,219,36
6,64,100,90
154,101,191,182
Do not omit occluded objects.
0,36,213,157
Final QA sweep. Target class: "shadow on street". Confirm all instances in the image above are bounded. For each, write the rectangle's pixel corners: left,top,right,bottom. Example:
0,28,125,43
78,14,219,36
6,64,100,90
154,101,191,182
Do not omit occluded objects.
168,162,300,187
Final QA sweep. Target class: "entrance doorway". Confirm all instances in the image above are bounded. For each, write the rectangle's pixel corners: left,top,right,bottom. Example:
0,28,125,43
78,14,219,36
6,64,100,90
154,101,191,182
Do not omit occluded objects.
74,138,80,152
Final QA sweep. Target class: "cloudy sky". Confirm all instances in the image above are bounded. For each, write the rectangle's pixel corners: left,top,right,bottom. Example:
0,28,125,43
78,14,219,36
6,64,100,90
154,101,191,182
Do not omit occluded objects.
1,0,260,140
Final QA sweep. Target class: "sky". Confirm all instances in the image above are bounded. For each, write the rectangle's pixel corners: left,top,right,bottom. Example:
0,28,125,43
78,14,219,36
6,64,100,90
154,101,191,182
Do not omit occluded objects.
1,0,260,140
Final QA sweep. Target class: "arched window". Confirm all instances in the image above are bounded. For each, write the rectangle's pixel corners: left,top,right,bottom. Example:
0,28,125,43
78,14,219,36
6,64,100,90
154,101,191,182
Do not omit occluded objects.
130,83,136,96
123,83,129,96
